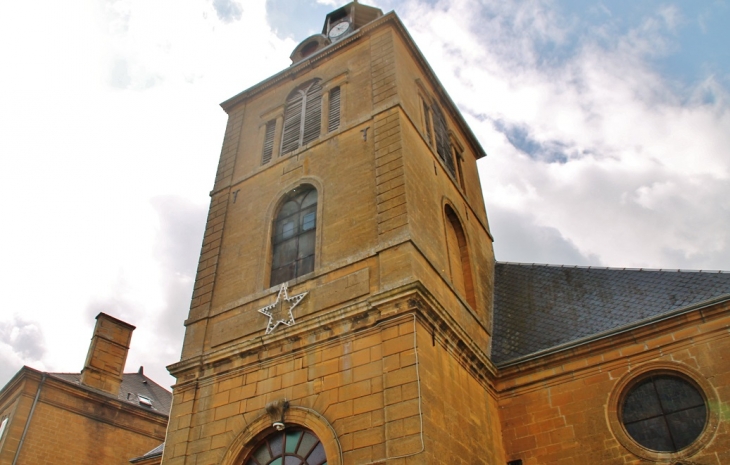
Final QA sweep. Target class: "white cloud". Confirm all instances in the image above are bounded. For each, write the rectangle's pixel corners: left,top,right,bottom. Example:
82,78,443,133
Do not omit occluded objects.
398,0,730,269
0,0,294,388
0,0,727,390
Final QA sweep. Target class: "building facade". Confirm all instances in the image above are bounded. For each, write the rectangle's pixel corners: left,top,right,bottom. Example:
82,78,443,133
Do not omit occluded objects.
0,313,171,465
160,4,730,465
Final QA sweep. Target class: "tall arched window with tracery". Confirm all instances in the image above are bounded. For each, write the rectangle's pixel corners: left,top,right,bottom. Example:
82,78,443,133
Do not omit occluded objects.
271,185,318,286
244,428,327,465
281,79,323,155
444,205,476,309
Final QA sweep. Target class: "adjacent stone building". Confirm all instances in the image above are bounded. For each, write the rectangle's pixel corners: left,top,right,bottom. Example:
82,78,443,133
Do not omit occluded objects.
0,313,171,464
158,3,730,465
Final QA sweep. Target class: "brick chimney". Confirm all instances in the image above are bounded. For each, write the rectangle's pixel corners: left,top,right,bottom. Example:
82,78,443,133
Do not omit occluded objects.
79,313,136,396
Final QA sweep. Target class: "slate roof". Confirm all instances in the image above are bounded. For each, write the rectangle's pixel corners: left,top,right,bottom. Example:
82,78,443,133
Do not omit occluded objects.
50,369,172,415
130,442,165,463
492,263,730,366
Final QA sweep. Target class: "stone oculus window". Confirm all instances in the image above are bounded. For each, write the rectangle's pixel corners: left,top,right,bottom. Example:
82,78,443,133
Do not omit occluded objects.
620,372,708,453
244,428,327,465
270,185,318,286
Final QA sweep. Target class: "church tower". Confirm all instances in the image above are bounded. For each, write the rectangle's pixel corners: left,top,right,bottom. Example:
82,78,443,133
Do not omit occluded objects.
163,3,504,464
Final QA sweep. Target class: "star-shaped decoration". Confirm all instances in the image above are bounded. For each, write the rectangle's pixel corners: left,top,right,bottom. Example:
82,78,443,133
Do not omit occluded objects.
258,283,308,335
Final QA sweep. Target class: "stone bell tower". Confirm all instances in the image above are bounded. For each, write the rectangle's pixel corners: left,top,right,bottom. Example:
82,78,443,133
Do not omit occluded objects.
163,2,504,464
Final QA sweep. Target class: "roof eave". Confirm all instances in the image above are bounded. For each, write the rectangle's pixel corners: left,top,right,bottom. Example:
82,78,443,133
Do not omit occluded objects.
495,293,730,369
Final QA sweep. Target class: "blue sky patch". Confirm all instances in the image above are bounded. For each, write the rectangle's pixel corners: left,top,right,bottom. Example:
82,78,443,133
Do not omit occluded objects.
266,0,333,41
494,120,569,164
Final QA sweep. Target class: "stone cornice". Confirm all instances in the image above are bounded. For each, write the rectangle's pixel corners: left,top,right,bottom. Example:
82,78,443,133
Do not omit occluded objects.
169,281,498,395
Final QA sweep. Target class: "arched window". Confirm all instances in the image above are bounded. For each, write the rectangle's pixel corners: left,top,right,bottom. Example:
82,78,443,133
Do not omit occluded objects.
271,185,317,286
444,205,476,309
281,80,323,155
244,429,327,465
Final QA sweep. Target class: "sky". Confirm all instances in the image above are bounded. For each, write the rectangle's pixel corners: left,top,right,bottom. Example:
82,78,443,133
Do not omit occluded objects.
0,0,728,390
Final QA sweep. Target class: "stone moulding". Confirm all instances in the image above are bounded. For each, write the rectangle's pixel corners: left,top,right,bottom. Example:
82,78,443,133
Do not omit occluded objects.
168,281,498,396
219,403,344,465
606,361,721,462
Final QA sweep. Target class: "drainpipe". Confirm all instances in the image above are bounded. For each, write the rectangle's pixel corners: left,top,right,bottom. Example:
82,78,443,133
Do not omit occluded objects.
12,372,46,465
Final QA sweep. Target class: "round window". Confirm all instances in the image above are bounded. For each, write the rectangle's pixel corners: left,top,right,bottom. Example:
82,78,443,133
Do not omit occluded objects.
245,428,327,465
621,374,707,452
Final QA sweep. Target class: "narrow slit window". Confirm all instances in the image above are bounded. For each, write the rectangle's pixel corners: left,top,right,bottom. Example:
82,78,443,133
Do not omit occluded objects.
261,120,276,165
454,146,466,190
328,86,341,132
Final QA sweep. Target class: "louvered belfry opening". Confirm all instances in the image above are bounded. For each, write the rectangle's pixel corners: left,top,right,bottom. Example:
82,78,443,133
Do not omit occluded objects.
281,79,323,155
422,100,433,145
432,103,455,177
328,86,341,132
261,120,276,164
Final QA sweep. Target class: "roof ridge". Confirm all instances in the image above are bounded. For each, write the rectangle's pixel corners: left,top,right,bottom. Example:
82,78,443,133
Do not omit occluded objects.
495,261,730,274
123,371,171,391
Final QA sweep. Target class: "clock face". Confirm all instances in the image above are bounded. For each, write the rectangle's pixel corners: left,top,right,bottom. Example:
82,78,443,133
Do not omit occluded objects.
328,21,350,39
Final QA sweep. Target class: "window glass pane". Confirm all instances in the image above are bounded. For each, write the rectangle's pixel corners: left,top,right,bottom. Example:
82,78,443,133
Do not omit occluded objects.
282,221,296,239
666,406,707,450
270,433,284,457
284,457,303,465
302,212,316,231
302,190,317,208
298,255,314,276
285,431,302,454
270,459,283,465
625,416,673,452
272,239,297,268
297,432,318,457
306,443,326,465
274,217,299,243
298,231,315,259
271,265,295,287
622,378,662,423
253,442,272,464
654,376,705,413
279,200,299,218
